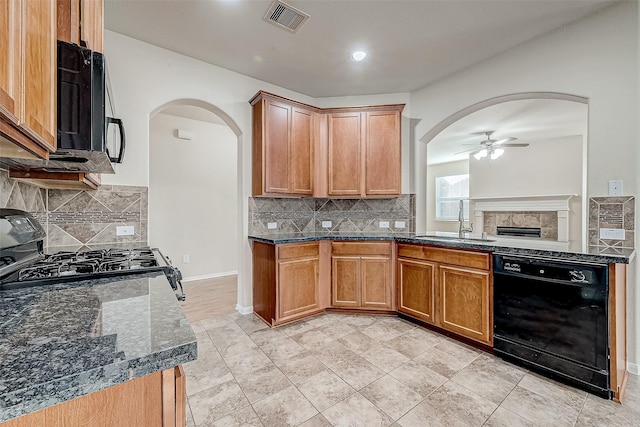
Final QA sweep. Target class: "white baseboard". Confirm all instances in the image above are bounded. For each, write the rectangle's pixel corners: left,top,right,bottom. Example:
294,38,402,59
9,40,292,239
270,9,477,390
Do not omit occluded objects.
628,362,640,375
181,271,237,283
236,304,253,315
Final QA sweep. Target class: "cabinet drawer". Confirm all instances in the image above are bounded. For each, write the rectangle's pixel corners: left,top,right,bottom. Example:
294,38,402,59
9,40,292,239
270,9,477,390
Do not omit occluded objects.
278,242,319,260
332,241,391,256
397,244,490,270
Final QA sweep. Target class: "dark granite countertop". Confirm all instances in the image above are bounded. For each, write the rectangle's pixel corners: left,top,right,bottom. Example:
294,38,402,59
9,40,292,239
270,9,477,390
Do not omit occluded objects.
248,232,634,264
0,271,197,422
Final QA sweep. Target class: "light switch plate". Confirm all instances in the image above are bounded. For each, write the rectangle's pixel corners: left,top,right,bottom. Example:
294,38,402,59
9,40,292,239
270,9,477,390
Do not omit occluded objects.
394,221,406,229
267,222,277,229
322,221,332,228
379,221,390,228
116,225,134,236
608,180,623,196
599,228,625,240
182,255,190,263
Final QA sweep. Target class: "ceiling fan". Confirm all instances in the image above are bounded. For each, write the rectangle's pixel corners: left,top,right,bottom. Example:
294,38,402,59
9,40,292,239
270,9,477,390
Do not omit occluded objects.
456,131,529,160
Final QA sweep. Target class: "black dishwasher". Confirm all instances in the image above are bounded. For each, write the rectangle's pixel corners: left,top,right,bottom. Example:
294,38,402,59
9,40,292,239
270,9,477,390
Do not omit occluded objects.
493,254,610,398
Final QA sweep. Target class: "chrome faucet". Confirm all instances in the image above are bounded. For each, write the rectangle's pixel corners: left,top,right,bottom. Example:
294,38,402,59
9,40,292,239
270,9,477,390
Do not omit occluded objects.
458,199,473,238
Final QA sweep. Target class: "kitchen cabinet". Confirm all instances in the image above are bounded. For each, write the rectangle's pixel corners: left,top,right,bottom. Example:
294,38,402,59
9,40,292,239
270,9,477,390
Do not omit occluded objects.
331,241,394,310
1,366,187,427
249,91,404,199
9,170,101,190
327,107,402,197
0,0,57,155
396,244,492,346
252,241,330,326
57,0,104,52
250,92,317,197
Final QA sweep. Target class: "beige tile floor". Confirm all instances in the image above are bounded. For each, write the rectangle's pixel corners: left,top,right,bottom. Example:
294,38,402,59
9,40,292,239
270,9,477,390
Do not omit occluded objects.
183,312,640,427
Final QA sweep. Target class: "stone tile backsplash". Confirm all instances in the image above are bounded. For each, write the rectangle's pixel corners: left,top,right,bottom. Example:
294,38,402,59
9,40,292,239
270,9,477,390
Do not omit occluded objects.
249,194,415,235
483,211,558,240
588,196,634,249
1,169,147,250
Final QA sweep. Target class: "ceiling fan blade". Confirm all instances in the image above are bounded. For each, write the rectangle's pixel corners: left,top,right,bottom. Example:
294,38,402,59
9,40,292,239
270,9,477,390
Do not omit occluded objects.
493,137,517,145
501,143,529,148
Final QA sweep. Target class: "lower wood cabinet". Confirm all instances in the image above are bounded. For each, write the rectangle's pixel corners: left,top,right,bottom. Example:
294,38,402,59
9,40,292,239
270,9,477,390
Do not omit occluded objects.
397,244,492,346
331,241,394,310
1,366,186,427
252,241,329,326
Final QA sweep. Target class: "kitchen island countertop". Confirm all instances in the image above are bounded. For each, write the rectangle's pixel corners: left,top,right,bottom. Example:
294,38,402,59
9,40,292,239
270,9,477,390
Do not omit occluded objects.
0,271,197,422
248,232,634,264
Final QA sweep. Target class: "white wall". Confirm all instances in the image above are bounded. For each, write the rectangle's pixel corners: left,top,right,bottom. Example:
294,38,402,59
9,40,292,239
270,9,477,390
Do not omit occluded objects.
149,113,237,280
411,2,638,370
426,159,469,233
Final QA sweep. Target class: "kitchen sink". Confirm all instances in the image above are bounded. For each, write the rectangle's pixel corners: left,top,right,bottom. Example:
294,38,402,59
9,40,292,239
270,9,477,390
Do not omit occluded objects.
413,235,496,243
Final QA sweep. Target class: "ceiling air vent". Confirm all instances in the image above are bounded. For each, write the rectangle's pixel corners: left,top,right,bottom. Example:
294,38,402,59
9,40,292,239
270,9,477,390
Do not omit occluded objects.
264,0,310,33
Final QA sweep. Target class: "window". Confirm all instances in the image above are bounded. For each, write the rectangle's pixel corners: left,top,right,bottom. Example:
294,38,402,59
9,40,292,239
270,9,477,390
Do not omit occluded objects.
435,174,469,220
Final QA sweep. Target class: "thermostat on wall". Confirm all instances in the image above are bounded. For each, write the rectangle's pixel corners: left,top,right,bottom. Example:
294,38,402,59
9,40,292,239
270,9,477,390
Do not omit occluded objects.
176,129,194,140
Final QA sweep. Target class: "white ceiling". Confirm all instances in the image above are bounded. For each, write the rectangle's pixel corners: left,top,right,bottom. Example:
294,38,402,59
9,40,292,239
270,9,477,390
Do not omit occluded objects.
427,99,589,165
104,0,615,98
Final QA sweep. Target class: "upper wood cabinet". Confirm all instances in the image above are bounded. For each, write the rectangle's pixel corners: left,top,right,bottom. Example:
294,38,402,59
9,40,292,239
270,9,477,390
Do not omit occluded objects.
327,108,402,197
251,92,317,197
249,91,404,199
57,0,104,52
0,0,57,155
396,244,492,346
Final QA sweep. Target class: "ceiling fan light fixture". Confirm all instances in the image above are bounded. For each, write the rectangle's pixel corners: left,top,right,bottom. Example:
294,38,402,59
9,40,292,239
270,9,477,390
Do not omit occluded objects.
474,149,488,160
490,148,505,160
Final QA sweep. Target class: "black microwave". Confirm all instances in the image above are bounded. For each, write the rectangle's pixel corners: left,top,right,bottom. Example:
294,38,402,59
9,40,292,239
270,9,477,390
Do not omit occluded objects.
54,40,125,172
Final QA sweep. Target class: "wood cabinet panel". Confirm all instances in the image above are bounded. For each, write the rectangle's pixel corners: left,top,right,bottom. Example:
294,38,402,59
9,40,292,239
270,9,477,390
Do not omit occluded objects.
397,244,490,270
361,257,392,309
397,258,437,323
291,107,314,194
0,0,21,124
331,241,391,256
278,257,319,320
278,242,319,260
21,0,57,150
439,265,491,345
2,368,187,427
365,110,401,196
81,0,103,52
332,256,360,307
264,100,291,193
327,112,362,196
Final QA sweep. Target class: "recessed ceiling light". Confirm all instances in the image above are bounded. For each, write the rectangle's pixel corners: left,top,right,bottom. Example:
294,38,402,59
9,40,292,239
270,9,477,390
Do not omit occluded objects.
351,51,367,61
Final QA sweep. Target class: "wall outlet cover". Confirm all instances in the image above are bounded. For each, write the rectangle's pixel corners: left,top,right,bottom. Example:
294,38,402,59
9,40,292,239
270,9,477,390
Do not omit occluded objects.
379,221,390,228
394,221,406,229
182,255,190,263
116,225,134,236
599,228,625,240
322,221,332,228
267,222,278,229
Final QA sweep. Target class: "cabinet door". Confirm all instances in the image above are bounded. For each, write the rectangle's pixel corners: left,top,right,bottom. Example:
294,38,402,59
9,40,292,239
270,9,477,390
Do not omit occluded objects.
264,99,291,194
365,110,401,196
361,257,392,309
397,258,437,323
291,107,314,195
0,0,21,124
327,112,362,196
21,0,57,150
439,265,491,345
332,256,360,307
278,257,320,321
81,0,104,52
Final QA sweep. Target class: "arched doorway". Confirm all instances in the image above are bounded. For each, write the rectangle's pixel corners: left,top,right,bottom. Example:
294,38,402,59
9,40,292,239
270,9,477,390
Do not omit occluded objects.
420,92,589,248
149,99,243,321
